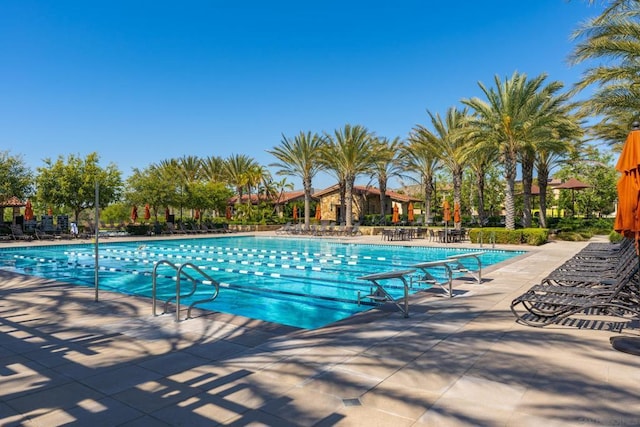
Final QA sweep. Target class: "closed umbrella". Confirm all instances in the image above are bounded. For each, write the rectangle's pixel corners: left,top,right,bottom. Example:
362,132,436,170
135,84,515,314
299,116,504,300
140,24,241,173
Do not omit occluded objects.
614,126,640,240
144,204,151,221
225,205,232,220
131,205,138,223
165,207,170,222
443,200,451,224
611,123,640,355
392,204,399,224
315,204,321,220
24,200,34,221
454,202,461,224
194,208,200,220
408,202,414,223
293,205,298,221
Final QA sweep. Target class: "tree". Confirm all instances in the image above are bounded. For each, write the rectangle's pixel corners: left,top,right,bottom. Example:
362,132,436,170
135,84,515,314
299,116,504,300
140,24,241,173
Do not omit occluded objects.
268,131,325,230
571,0,640,137
368,136,404,225
463,72,575,230
401,141,440,225
125,164,178,221
224,154,258,206
411,107,469,229
36,153,122,222
0,151,33,220
321,125,374,228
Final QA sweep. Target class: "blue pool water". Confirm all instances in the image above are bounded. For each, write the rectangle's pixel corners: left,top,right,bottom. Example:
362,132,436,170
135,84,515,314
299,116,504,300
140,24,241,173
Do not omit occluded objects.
0,236,524,329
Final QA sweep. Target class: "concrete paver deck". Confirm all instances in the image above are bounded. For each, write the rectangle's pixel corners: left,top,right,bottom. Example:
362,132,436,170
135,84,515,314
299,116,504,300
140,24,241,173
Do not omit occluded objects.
1,233,639,426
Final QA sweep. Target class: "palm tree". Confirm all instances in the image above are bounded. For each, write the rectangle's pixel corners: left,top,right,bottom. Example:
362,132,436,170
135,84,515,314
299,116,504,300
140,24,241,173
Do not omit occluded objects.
401,141,440,226
369,137,405,225
321,124,374,228
571,0,640,130
411,107,469,229
201,156,227,183
462,72,572,230
224,154,258,206
267,131,325,230
464,141,499,226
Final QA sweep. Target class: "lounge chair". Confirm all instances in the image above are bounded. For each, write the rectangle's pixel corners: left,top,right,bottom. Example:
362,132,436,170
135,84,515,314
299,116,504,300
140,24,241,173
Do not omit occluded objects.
510,257,640,327
10,225,33,241
34,229,56,240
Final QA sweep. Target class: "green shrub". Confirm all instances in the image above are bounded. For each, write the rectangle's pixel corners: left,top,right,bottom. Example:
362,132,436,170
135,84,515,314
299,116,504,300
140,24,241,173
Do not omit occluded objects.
557,231,587,241
609,231,624,243
125,224,150,236
467,227,549,246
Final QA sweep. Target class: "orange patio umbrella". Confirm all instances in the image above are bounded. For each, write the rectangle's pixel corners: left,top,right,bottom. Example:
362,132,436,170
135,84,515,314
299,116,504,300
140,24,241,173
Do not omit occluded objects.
47,207,53,216
165,207,170,221
453,202,461,224
407,202,414,222
131,205,138,223
315,204,321,220
24,200,34,221
392,204,399,224
293,205,298,221
144,204,151,221
614,126,640,243
194,208,200,220
225,205,232,220
443,200,451,223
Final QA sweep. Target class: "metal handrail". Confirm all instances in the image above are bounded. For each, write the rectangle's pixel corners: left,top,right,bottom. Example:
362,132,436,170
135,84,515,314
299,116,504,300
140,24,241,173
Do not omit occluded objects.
151,260,220,322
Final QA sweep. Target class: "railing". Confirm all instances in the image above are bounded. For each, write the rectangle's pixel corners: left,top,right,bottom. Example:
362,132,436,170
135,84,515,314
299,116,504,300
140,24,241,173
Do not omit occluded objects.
151,260,220,322
478,230,496,248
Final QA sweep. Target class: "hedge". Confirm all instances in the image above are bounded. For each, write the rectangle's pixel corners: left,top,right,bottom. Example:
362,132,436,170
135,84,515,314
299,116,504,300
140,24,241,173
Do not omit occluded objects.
468,227,549,246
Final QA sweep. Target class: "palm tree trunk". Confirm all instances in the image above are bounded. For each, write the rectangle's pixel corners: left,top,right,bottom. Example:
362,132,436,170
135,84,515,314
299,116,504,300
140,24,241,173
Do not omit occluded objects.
453,167,463,230
303,177,312,230
339,180,346,224
378,178,387,224
504,154,517,230
476,170,487,226
345,177,354,227
521,152,534,228
537,164,550,228
424,174,434,225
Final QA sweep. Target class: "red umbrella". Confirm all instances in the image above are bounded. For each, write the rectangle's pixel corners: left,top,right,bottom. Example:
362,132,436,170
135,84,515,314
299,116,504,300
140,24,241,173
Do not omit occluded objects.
454,202,461,224
165,207,170,221
315,204,321,220
615,127,640,241
194,209,200,220
131,205,138,223
407,202,414,222
443,200,451,223
392,204,399,224
293,205,298,220
47,207,53,216
24,200,34,221
225,205,232,220
144,204,151,221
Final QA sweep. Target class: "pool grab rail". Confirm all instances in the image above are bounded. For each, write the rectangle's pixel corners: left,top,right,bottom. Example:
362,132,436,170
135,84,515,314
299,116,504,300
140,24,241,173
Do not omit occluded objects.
357,269,416,318
411,251,485,297
152,260,220,322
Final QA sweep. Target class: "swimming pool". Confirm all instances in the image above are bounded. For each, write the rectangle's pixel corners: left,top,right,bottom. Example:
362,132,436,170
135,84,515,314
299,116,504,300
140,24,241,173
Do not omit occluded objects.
0,236,524,329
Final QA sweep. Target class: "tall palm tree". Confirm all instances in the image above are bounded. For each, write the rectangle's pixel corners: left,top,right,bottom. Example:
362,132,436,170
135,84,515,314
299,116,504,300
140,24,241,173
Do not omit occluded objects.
224,154,258,206
411,107,469,229
401,141,440,225
201,156,227,183
462,72,572,230
321,124,374,228
571,0,640,132
369,137,405,225
267,131,325,229
464,140,499,226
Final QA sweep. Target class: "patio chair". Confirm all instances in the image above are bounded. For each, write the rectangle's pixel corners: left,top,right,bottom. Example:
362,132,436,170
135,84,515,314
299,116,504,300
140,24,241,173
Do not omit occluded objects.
34,229,56,240
10,225,33,241
510,258,640,327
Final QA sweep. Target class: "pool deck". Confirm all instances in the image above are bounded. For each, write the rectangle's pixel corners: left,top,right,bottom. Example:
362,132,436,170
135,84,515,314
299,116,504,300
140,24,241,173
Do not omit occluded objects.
1,232,639,426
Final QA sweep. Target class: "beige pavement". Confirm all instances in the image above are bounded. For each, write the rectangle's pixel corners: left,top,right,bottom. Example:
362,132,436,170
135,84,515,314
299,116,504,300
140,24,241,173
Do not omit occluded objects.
1,233,639,426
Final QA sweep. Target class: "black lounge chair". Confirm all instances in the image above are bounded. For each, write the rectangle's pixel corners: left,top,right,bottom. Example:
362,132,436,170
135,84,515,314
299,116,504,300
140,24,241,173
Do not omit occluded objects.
510,257,640,327
34,229,56,240
10,225,32,241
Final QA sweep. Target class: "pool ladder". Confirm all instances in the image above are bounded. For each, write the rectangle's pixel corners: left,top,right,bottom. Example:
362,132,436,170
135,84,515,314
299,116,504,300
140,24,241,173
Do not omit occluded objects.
478,230,496,248
151,260,220,322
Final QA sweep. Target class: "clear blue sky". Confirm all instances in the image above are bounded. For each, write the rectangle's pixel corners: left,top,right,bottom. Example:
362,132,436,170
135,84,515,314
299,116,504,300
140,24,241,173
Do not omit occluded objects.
0,1,605,190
